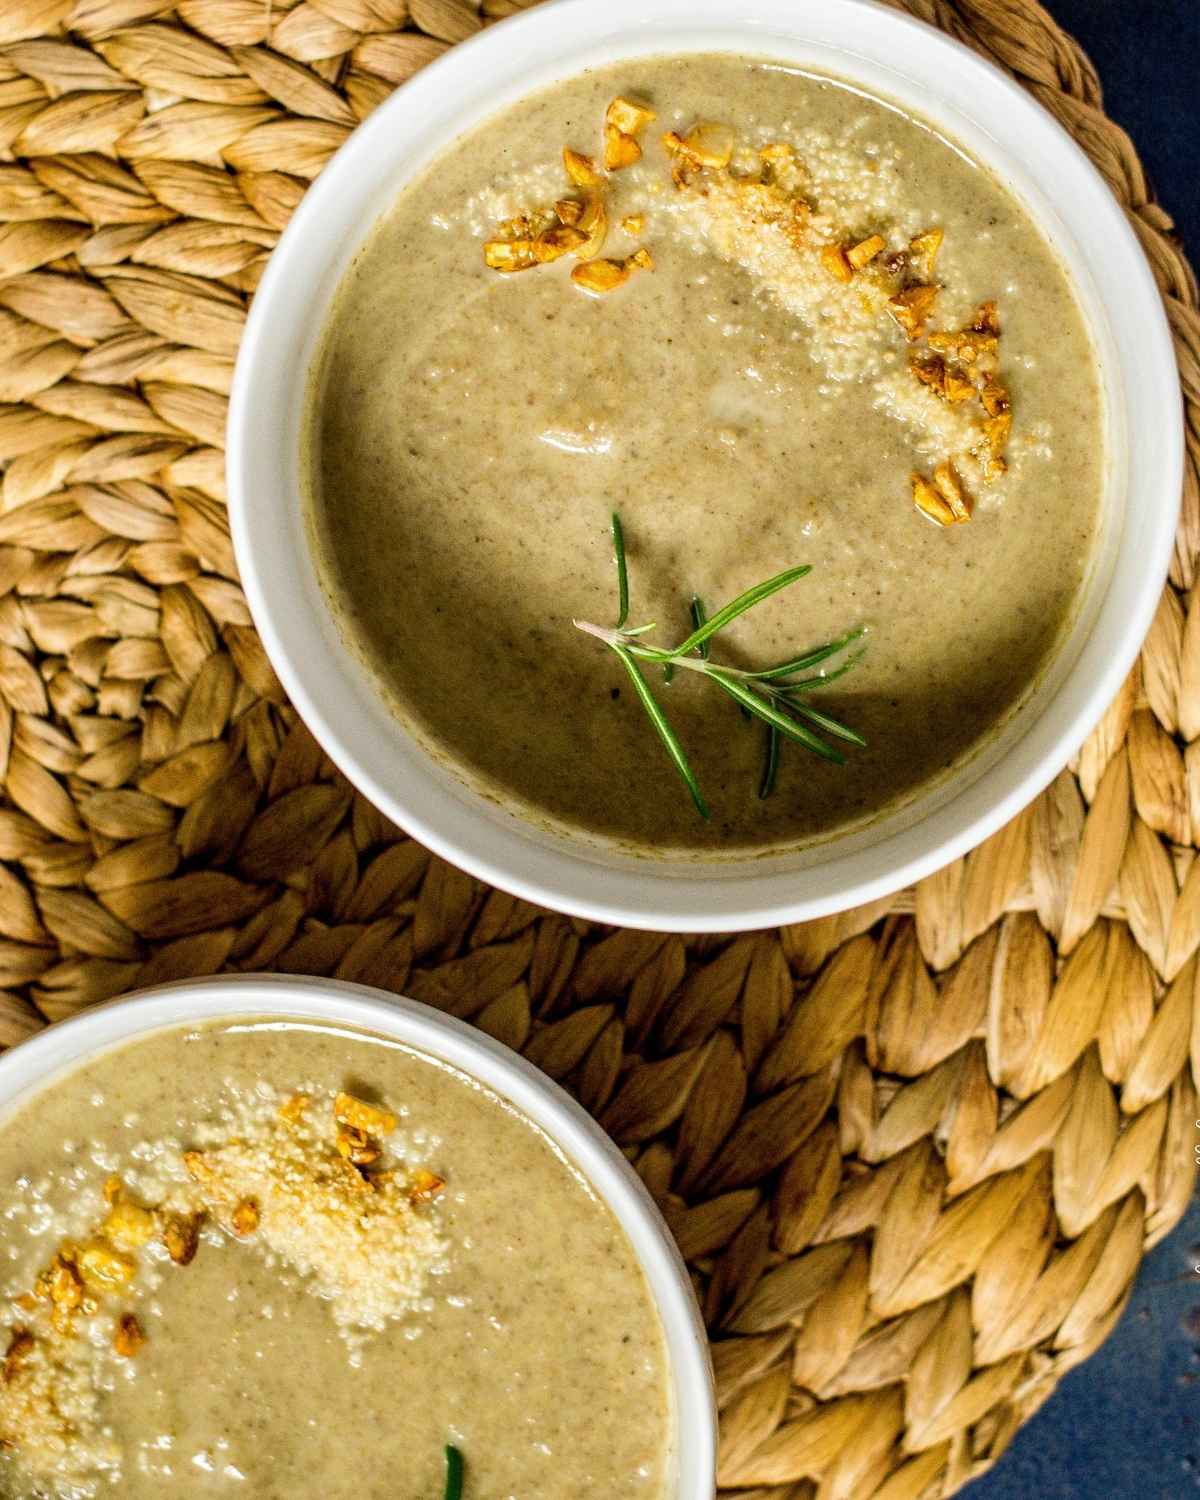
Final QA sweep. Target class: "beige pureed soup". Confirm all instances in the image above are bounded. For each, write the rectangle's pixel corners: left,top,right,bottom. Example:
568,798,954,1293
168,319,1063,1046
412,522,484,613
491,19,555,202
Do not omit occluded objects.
0,1019,671,1499
305,55,1104,854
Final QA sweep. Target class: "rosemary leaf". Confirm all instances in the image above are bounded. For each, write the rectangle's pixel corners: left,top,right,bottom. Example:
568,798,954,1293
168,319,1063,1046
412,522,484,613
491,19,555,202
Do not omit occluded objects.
662,565,812,659
788,700,867,746
611,512,630,630
690,596,711,660
747,628,866,681
667,595,710,684
612,644,710,818
759,724,780,799
708,671,845,764
774,648,866,693
444,1445,464,1500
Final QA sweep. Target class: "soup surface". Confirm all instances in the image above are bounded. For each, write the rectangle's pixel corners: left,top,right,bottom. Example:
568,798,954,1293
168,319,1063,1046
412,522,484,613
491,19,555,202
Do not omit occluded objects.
306,55,1105,853
0,1019,671,1498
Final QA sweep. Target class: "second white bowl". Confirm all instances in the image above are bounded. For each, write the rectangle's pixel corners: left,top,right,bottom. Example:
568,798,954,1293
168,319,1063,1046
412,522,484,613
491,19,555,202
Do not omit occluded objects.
0,976,716,1499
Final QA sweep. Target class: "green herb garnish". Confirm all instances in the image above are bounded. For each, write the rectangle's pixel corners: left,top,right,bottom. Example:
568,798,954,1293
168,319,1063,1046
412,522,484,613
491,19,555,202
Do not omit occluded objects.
758,724,780,800
611,511,630,630
576,513,865,816
443,1444,464,1500
663,594,709,686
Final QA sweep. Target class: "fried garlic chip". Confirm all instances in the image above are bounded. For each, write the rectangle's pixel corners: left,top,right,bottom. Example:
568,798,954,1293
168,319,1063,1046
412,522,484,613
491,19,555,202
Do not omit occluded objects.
820,243,853,284
231,1199,260,1237
663,121,734,178
483,239,537,272
927,327,997,361
933,461,973,521
909,226,944,277
978,407,1012,480
2,1329,33,1384
602,97,655,172
161,1212,202,1267
606,95,656,136
563,146,605,188
533,224,587,262
336,1123,381,1167
847,234,886,270
46,1254,83,1313
76,1243,136,1291
334,1092,398,1137
911,472,957,527
114,1314,145,1359
911,354,975,404
101,1197,157,1252
980,376,1011,416
570,258,630,295
887,283,938,339
680,121,734,167
983,411,1013,447
570,248,653,295
408,1169,446,1204
911,355,943,391
573,191,609,261
603,124,642,170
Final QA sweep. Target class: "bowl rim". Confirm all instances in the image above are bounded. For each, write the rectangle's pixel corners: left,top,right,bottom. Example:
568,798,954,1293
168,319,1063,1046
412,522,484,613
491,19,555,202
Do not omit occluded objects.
0,975,717,1498
227,0,1182,932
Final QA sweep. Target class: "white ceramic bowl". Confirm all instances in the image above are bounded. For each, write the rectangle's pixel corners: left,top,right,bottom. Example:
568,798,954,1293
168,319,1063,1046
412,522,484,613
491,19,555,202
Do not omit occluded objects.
0,976,716,1498
227,0,1182,933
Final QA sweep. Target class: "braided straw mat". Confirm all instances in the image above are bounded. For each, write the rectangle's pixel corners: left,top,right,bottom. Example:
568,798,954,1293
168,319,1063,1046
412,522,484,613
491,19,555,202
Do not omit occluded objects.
0,0,1196,1493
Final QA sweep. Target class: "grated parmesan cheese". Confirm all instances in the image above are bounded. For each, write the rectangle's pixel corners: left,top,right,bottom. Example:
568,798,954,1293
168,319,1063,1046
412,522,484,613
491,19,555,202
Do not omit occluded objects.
655,141,1026,483
181,1094,448,1335
662,170,896,381
873,367,989,475
0,1314,121,1498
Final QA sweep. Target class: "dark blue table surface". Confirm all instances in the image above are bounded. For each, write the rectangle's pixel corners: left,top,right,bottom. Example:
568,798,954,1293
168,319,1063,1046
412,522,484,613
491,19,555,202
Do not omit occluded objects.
968,4,1199,1496
1046,1,1200,252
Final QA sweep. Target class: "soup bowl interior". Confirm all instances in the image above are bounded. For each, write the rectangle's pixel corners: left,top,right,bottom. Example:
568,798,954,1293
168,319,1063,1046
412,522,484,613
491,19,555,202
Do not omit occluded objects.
0,975,716,1499
227,0,1181,932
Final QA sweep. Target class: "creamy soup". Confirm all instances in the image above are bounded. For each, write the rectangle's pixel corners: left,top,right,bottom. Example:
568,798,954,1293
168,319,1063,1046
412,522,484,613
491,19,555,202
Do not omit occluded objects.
306,55,1104,853
0,1020,671,1498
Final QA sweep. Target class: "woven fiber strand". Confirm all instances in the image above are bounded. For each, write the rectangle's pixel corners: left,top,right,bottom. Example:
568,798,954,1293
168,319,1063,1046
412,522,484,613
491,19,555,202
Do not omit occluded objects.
0,0,1196,1494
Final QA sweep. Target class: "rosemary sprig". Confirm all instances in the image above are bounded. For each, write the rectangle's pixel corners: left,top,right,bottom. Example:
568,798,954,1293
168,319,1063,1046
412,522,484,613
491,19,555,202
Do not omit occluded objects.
577,514,866,816
443,1445,464,1500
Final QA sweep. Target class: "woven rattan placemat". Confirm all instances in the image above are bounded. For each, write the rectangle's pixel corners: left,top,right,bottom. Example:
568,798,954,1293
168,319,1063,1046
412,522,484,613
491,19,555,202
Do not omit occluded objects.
0,0,1197,1494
